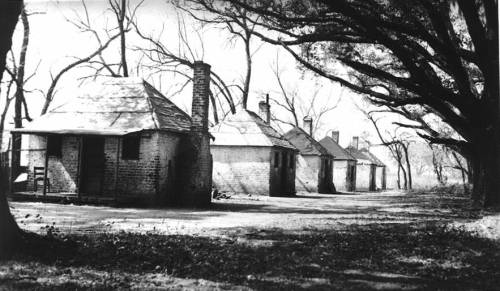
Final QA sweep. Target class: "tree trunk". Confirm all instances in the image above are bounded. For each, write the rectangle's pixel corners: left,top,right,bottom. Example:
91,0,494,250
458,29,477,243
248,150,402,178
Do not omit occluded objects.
451,151,469,194
241,32,251,109
118,0,128,77
472,136,500,207
400,163,407,190
11,6,29,180
466,159,473,184
0,0,23,258
396,165,401,189
402,143,412,190
395,145,407,190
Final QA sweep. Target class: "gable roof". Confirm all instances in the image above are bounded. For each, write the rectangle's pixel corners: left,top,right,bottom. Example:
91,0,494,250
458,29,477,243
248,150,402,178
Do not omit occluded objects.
283,127,331,156
319,136,356,161
345,146,375,165
360,149,386,167
210,110,297,150
12,78,192,136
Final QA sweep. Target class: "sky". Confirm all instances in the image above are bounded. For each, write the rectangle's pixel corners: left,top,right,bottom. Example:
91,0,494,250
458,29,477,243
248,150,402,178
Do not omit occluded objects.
6,0,414,179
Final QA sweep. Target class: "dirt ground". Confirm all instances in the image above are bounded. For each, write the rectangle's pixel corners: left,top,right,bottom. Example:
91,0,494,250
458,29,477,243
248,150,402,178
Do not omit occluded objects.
2,190,500,290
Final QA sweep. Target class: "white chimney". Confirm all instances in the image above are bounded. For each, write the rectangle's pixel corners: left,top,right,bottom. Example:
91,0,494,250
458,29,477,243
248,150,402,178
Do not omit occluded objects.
303,116,313,136
331,131,339,143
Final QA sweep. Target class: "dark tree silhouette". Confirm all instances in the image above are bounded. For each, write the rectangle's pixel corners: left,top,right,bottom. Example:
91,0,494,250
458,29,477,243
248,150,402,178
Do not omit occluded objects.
10,6,33,179
0,0,23,257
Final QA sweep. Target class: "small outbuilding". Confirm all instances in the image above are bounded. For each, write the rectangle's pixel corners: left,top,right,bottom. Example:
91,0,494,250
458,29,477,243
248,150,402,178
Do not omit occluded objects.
319,131,357,192
360,149,387,190
210,100,297,196
345,137,376,191
10,61,214,206
284,117,335,194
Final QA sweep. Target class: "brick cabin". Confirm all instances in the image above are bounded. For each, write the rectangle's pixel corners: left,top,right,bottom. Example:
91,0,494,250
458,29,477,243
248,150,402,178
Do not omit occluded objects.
345,137,376,191
319,131,357,192
360,148,387,191
11,62,213,206
283,117,334,193
210,100,298,196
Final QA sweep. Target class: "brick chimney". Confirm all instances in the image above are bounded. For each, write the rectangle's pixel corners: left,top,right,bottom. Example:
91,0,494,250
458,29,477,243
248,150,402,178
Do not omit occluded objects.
191,61,210,132
351,136,359,150
258,94,270,123
303,116,313,136
176,61,212,207
331,131,339,143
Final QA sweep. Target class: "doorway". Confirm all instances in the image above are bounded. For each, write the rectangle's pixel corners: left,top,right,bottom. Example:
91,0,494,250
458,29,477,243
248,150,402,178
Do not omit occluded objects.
280,151,289,193
80,136,105,195
347,164,356,191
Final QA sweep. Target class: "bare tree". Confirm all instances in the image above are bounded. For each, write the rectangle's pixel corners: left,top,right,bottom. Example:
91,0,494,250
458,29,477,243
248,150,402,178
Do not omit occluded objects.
359,106,413,190
179,0,263,109
110,0,129,77
41,0,142,114
269,54,341,137
430,144,448,186
132,12,237,123
450,149,470,193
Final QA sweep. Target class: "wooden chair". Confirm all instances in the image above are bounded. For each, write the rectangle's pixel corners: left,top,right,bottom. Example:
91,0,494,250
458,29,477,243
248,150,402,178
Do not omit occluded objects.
33,166,50,193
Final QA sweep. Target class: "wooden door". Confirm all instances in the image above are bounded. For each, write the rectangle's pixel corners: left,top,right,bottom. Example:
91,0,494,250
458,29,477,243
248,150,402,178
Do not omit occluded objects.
81,137,105,195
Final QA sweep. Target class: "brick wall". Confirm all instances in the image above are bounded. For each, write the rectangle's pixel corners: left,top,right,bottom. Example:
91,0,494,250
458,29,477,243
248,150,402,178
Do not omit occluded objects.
25,131,181,199
296,155,334,194
212,145,299,197
212,145,271,195
102,131,180,198
375,165,386,191
102,134,160,196
26,135,79,193
157,132,182,203
355,163,375,191
333,160,349,192
295,155,320,193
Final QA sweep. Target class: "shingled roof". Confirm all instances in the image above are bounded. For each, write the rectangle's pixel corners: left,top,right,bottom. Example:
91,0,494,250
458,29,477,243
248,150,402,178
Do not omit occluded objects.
210,110,297,150
13,78,192,135
283,127,331,156
345,146,374,165
319,136,356,161
360,149,386,167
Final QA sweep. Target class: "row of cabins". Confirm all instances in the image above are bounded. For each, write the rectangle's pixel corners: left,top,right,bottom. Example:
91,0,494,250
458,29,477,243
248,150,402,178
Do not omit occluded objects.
9,62,386,204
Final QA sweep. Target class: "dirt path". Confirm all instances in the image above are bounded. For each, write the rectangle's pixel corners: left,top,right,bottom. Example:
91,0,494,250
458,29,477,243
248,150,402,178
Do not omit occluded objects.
3,191,500,290
10,190,471,236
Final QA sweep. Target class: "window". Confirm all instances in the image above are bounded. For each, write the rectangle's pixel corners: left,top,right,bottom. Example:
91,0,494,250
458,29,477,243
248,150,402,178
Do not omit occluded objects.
122,136,140,160
47,135,62,157
289,153,294,169
274,152,279,168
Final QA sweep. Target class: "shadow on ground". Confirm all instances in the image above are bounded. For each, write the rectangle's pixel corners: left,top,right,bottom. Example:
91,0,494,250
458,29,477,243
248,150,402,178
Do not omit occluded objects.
2,221,499,290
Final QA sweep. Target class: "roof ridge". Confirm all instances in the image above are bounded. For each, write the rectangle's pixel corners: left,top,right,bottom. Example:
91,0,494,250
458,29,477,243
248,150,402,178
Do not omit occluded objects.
246,110,295,147
211,109,296,150
319,136,357,160
284,127,330,156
